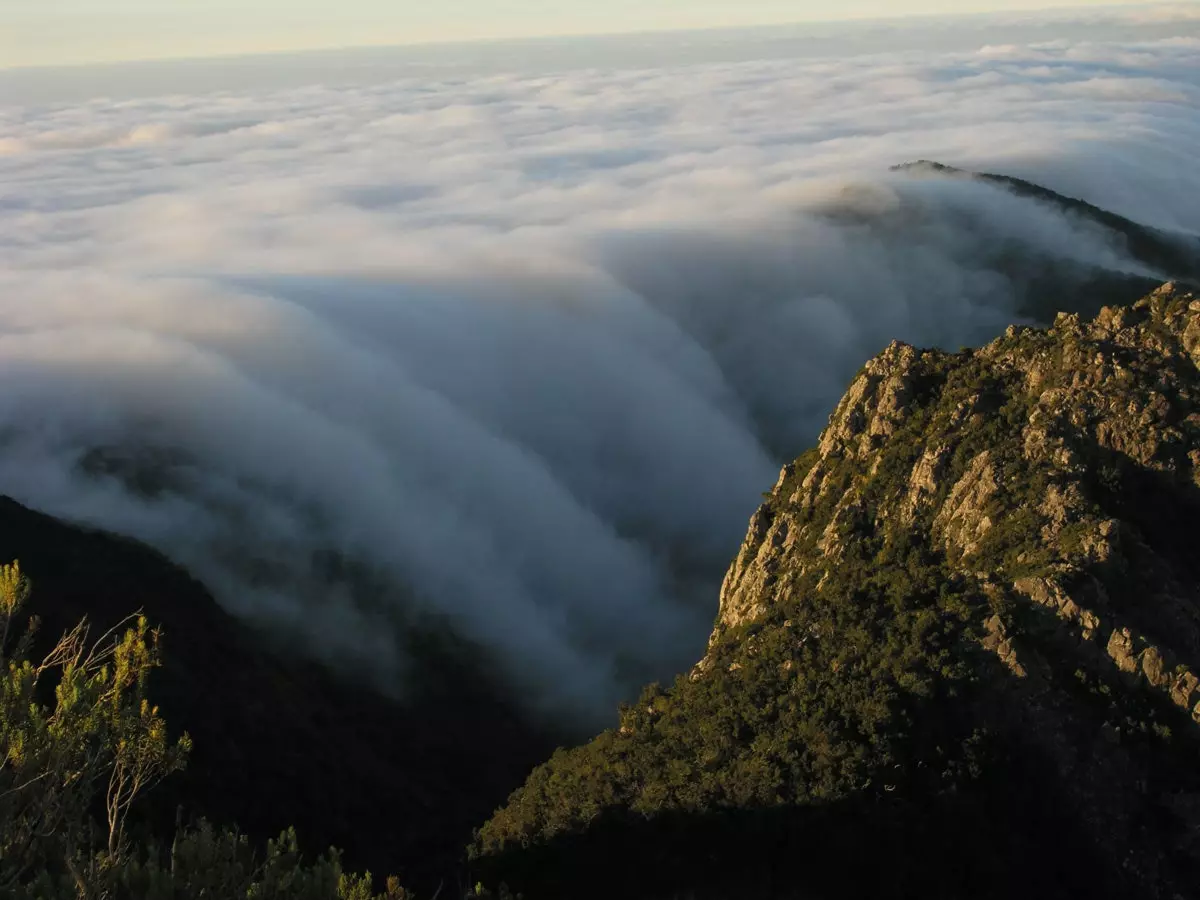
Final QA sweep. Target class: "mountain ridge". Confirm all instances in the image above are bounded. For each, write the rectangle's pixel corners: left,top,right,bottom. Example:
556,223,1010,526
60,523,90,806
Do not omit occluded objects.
472,282,1200,899
893,159,1200,285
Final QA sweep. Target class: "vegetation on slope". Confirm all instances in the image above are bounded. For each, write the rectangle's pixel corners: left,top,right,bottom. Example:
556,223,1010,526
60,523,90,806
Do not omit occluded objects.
0,560,418,898
473,283,1200,900
0,498,550,893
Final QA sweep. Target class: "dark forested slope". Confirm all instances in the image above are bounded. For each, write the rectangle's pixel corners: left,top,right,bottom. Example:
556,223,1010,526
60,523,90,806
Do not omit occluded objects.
0,496,548,891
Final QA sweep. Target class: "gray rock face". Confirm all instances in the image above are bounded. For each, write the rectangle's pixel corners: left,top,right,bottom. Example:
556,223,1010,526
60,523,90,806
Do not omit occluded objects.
715,285,1200,723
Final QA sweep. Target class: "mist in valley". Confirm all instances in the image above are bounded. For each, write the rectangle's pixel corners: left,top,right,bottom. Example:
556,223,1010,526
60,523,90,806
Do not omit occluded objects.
1,8,1198,724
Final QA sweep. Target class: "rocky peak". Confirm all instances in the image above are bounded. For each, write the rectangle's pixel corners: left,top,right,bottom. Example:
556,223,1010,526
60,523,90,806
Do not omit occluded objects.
477,283,1200,900
715,284,1200,721
692,283,1200,894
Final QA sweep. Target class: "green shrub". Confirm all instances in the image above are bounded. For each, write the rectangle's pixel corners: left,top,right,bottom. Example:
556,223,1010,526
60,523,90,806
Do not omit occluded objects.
0,561,410,900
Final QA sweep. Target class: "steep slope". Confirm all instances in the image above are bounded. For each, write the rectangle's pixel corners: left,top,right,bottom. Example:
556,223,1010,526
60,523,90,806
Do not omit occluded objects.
0,497,549,891
474,283,1200,900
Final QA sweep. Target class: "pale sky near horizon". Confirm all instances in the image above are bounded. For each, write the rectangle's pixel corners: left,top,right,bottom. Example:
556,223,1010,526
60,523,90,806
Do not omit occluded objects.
0,0,1185,69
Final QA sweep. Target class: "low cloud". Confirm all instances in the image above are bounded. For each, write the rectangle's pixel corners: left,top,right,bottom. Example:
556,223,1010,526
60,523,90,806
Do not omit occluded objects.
0,29,1197,722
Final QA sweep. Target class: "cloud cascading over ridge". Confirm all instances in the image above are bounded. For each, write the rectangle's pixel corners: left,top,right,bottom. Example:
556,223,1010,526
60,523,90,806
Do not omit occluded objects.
1,26,1198,721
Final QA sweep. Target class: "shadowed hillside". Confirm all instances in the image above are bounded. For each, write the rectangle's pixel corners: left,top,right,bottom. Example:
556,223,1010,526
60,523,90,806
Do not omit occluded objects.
0,496,550,892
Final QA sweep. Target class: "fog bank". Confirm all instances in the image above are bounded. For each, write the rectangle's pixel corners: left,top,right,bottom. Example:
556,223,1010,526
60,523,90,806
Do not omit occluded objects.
1,24,1198,720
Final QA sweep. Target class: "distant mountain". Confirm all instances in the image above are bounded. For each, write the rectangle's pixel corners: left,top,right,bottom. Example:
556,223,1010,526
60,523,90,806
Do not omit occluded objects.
895,160,1200,283
0,496,550,892
473,283,1200,899
888,161,1200,322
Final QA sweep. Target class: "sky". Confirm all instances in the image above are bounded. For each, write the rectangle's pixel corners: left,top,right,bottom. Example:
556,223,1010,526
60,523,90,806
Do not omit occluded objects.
0,0,1185,68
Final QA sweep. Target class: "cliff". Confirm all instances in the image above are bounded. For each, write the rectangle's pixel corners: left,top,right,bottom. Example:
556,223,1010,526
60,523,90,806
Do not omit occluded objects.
473,283,1200,899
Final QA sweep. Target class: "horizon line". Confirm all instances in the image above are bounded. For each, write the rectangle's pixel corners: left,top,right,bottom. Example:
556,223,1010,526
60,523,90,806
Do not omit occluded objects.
0,1,1168,75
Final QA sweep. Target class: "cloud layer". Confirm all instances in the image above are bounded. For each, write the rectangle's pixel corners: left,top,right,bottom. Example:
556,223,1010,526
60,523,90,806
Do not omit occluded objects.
1,27,1198,721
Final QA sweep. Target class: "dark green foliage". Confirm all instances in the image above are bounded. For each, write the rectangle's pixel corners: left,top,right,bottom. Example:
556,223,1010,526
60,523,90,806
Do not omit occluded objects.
472,474,1009,895
469,522,1124,898
9,822,412,900
0,562,416,899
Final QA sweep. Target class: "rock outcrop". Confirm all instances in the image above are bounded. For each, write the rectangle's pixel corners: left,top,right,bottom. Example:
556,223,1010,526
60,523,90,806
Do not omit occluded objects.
476,284,1200,900
715,283,1200,722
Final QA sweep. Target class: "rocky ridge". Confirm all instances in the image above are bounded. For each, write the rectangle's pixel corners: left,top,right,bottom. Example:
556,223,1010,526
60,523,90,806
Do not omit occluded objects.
476,283,1200,900
715,282,1200,721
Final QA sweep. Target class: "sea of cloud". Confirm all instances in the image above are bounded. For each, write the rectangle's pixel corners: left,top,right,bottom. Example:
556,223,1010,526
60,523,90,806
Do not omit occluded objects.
1,15,1198,721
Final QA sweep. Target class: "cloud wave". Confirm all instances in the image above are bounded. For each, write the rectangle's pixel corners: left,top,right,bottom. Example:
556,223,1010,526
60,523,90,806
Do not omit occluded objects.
1,28,1198,721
